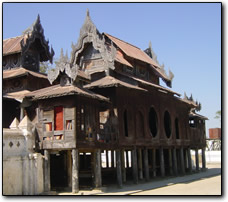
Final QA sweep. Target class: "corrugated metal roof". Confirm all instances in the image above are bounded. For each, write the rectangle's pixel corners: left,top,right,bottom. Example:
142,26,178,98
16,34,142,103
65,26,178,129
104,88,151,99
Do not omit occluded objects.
3,67,47,80
26,84,109,102
3,35,27,56
104,33,170,82
3,90,31,102
105,33,160,67
84,76,146,91
115,50,133,68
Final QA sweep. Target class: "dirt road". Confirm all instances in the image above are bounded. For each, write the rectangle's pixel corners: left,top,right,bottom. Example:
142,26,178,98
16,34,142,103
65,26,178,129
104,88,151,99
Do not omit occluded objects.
130,175,221,195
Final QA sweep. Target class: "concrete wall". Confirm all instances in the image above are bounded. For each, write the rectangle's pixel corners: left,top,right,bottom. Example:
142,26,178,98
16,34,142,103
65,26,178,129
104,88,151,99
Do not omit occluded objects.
3,116,44,195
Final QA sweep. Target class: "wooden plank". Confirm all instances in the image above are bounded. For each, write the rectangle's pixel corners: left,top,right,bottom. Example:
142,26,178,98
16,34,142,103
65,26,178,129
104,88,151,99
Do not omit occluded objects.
187,148,192,173
180,147,185,175
121,149,126,183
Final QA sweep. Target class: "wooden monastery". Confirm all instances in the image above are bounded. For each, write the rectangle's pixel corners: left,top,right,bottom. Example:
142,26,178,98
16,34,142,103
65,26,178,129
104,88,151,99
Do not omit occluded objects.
3,11,208,193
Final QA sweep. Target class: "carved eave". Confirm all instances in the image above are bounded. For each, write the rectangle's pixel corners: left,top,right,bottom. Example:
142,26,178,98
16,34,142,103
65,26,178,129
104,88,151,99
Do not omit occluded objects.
70,9,116,74
144,42,174,88
20,15,55,63
48,61,78,85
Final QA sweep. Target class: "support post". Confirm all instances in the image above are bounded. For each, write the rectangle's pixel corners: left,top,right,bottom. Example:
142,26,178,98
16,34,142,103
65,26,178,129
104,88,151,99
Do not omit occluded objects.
20,107,24,121
106,150,109,168
138,149,143,180
126,150,129,168
160,147,165,177
202,148,206,169
152,148,156,177
72,149,79,193
93,149,102,188
132,148,138,184
168,148,173,176
143,148,150,181
187,148,192,173
116,150,123,188
121,149,126,182
44,150,50,192
195,148,199,171
111,150,115,168
180,147,186,175
172,148,178,176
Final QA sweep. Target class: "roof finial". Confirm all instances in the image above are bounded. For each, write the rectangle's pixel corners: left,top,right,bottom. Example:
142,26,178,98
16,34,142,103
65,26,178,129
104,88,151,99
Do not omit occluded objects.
149,41,152,50
86,8,90,17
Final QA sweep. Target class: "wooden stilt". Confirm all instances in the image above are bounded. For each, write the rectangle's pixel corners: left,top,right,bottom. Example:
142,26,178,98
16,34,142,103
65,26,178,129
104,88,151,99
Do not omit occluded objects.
106,150,109,168
121,149,126,182
44,150,50,192
172,148,178,176
126,150,129,168
93,149,102,188
195,148,199,171
138,149,143,180
202,148,206,169
180,147,185,175
111,150,115,168
187,148,192,173
168,148,173,176
152,148,156,177
72,149,79,193
116,150,123,188
143,148,150,181
160,148,165,177
132,148,138,184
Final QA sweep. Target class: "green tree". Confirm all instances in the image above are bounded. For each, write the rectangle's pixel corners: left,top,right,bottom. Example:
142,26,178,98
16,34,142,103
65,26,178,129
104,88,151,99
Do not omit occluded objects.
39,61,54,73
214,110,221,121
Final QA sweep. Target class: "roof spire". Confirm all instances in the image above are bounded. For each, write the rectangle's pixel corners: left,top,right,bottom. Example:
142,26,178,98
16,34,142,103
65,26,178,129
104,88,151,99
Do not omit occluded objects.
86,8,90,17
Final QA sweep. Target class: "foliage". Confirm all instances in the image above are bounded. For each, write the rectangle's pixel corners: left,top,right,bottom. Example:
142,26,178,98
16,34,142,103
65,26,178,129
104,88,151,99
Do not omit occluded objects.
214,110,221,120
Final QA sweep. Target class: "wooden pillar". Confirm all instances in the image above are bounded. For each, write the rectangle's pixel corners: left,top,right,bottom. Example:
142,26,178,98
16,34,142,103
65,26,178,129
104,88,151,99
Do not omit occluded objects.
116,150,123,188
121,149,126,182
20,107,24,121
202,148,206,169
93,149,102,188
152,148,156,177
106,150,109,168
172,148,178,176
143,148,150,181
132,148,138,184
195,148,200,171
111,150,115,168
44,150,50,192
138,149,143,180
67,150,72,187
126,150,129,168
187,148,192,173
160,147,165,177
180,147,186,175
72,149,79,193
168,148,173,176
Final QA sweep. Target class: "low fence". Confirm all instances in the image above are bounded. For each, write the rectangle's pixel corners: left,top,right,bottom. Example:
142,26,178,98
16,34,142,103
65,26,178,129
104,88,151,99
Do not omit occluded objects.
3,116,44,195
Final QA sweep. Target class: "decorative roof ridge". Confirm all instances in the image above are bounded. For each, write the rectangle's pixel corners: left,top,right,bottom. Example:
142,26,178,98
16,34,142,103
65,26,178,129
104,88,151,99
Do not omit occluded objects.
20,14,55,63
104,32,141,50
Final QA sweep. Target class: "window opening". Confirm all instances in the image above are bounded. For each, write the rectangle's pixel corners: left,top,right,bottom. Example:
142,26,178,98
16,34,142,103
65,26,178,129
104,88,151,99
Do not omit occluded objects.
164,111,171,138
148,107,158,137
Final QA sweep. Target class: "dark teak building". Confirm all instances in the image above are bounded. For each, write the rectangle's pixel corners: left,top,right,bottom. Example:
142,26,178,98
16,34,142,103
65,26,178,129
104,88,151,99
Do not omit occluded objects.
3,11,208,194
